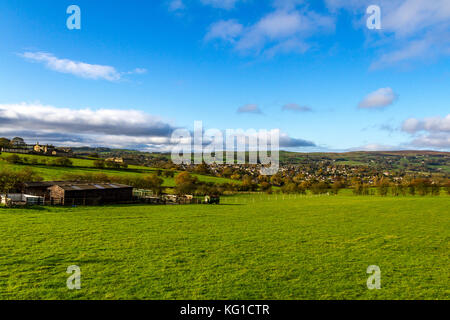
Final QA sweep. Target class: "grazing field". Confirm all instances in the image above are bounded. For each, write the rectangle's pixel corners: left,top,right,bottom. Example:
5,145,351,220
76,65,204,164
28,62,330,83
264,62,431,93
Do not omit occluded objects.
0,194,448,300
0,153,236,187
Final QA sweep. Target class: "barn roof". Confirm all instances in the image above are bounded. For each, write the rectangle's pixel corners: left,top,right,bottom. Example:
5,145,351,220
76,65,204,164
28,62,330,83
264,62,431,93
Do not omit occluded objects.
25,181,132,190
24,181,77,188
53,183,132,191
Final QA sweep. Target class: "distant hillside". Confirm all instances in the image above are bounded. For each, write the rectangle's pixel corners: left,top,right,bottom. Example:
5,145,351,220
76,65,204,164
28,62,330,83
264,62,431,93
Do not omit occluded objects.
279,150,450,174
0,152,237,187
69,147,450,174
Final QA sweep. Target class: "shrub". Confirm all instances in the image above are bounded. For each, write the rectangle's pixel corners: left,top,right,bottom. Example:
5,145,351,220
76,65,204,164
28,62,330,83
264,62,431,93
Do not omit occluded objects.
260,182,272,194
93,159,106,169
445,181,450,195
431,183,441,196
0,168,42,193
310,182,329,195
5,154,21,164
281,183,297,194
105,160,121,169
377,179,390,196
52,157,73,167
331,181,343,195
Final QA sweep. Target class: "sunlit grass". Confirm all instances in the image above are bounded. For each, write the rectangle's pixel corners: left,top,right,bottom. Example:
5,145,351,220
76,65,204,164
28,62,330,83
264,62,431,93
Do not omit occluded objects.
0,194,448,300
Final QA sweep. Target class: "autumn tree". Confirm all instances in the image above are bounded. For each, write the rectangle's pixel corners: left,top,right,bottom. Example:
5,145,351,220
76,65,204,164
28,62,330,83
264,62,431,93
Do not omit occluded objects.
281,183,297,194
260,182,272,194
377,178,390,196
175,172,198,195
144,174,164,195
242,175,257,191
445,181,450,195
431,182,441,196
330,181,343,195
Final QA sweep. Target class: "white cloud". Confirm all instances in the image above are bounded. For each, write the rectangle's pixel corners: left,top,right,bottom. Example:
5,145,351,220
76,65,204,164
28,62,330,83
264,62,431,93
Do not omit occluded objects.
402,118,422,133
169,0,185,11
279,131,315,147
200,0,241,10
326,0,450,34
0,102,316,151
326,0,450,68
358,87,397,109
422,116,450,133
205,20,244,42
130,68,148,74
205,4,334,56
402,114,450,149
237,104,262,114
255,10,304,39
402,115,450,133
349,143,398,151
382,0,450,37
370,38,433,70
410,134,450,148
203,128,315,150
236,10,334,55
0,103,176,141
411,134,450,149
20,52,145,81
282,103,312,112
264,38,310,57
273,0,305,10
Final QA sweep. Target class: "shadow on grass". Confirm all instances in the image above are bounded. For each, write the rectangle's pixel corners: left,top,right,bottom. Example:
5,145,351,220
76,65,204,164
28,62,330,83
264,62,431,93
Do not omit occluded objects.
0,205,50,211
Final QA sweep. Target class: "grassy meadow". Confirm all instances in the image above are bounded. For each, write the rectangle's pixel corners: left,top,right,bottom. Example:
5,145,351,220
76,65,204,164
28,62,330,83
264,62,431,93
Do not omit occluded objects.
0,193,448,300
0,153,235,187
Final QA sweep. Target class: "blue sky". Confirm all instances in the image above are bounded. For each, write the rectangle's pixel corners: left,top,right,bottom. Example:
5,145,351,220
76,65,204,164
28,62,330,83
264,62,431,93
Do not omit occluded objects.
0,0,449,152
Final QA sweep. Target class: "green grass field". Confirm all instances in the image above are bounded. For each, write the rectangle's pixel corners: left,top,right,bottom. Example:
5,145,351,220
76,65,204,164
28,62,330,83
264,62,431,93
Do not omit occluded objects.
0,194,448,300
0,153,236,187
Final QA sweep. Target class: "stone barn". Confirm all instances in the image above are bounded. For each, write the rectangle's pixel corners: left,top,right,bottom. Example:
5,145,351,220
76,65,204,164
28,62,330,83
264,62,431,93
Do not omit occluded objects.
48,183,133,205
24,181,71,198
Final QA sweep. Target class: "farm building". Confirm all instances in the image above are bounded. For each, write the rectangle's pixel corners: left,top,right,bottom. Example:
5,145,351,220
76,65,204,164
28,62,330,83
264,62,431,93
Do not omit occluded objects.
48,183,133,205
24,181,133,205
1,140,72,156
1,194,44,206
33,143,73,156
24,181,74,197
105,157,125,164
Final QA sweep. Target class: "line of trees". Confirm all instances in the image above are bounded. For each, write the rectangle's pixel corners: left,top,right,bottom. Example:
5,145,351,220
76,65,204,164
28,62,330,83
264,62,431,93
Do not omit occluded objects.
93,159,128,170
351,178,447,196
0,137,26,149
0,168,43,194
2,160,449,199
4,154,73,167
